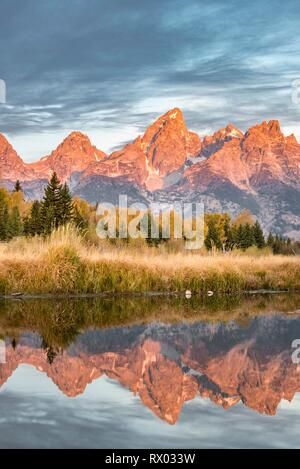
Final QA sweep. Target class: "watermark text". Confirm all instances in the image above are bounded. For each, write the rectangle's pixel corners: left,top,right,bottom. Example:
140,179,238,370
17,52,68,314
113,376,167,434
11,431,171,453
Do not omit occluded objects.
96,195,204,250
0,340,6,364
0,79,6,104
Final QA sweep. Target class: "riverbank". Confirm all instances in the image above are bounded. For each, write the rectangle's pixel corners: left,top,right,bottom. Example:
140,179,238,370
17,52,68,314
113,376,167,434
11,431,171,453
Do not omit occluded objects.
0,227,300,295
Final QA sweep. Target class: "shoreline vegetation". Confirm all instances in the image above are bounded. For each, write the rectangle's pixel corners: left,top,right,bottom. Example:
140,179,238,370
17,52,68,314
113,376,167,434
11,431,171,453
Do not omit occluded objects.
1,294,300,349
0,225,300,295
0,294,300,365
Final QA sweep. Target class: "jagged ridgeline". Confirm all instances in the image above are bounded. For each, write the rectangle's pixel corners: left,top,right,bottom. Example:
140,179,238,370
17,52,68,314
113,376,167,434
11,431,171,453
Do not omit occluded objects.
0,111,300,237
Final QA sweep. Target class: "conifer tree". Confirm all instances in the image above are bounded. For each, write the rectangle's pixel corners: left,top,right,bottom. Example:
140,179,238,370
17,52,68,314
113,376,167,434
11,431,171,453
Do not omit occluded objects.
11,338,17,350
205,220,222,250
235,224,244,249
242,223,255,249
29,201,42,236
23,215,31,237
46,346,57,365
235,223,254,250
224,216,234,251
13,180,22,192
0,201,9,241
230,224,238,249
273,234,283,254
40,174,75,235
267,232,275,248
253,221,265,248
9,206,22,238
40,172,62,234
59,183,73,225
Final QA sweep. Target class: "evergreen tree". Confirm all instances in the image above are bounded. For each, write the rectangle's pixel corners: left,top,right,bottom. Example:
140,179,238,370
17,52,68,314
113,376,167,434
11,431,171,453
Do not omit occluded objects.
267,232,275,248
59,183,73,225
235,223,255,250
46,346,57,365
235,224,243,249
224,216,234,251
29,201,42,236
244,223,255,249
205,220,222,250
40,174,74,235
13,180,22,192
40,173,62,235
266,233,300,255
230,224,239,249
11,338,17,350
253,221,265,248
273,234,283,254
23,215,31,237
0,201,9,241
9,206,22,238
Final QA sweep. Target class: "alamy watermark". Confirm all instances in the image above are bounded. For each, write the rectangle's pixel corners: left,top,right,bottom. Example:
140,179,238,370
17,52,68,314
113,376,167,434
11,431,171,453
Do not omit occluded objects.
0,79,6,104
96,195,204,250
292,339,300,364
292,79,300,105
0,340,6,364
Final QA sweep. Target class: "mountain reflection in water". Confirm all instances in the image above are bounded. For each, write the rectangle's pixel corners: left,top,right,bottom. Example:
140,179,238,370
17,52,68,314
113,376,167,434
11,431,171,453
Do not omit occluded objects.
1,294,300,428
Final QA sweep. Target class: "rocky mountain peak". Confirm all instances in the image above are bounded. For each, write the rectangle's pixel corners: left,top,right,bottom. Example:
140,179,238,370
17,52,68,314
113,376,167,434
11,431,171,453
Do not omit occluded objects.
285,133,298,145
140,108,201,178
0,133,22,164
0,132,32,181
200,123,243,158
29,131,106,182
245,119,285,142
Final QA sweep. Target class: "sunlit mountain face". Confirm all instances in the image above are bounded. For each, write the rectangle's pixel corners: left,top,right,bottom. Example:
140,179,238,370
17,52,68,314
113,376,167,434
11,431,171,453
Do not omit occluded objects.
1,295,300,430
1,111,300,237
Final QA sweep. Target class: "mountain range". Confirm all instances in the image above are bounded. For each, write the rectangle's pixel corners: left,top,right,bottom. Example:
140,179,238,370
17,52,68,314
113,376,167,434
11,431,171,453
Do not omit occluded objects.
1,316,300,424
1,108,300,237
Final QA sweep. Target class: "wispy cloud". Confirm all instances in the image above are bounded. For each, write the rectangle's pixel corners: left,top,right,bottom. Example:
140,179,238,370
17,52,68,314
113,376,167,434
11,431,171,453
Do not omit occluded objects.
0,0,300,160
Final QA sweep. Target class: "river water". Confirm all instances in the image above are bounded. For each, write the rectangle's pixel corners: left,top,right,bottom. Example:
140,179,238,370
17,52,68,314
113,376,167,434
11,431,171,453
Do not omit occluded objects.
0,293,300,448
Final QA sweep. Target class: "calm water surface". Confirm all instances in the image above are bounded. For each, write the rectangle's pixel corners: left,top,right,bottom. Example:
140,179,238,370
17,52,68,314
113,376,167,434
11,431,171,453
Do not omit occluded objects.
1,294,300,449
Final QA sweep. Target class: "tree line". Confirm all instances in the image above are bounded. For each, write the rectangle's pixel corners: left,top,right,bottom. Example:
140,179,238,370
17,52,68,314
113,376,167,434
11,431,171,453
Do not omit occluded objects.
0,175,299,255
204,211,300,254
204,214,265,251
0,174,86,241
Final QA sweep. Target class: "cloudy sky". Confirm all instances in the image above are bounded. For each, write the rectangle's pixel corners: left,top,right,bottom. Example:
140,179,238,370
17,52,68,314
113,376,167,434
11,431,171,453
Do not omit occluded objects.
1,0,300,161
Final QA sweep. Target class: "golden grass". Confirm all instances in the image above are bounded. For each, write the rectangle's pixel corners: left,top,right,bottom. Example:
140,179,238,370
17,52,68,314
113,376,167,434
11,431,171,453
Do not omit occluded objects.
0,225,299,295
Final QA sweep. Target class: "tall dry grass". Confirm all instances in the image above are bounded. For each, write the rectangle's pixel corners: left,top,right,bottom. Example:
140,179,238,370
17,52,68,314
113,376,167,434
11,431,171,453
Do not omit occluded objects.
0,225,299,295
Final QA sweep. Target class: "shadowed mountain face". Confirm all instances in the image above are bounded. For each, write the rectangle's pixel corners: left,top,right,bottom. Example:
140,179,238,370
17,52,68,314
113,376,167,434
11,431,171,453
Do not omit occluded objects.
1,296,300,424
1,110,300,236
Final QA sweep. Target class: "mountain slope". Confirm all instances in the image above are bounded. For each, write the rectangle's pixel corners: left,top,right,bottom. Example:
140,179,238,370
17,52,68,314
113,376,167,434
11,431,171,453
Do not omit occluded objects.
1,315,300,423
78,108,202,193
0,112,300,236
175,120,300,237
29,131,106,183
0,133,34,182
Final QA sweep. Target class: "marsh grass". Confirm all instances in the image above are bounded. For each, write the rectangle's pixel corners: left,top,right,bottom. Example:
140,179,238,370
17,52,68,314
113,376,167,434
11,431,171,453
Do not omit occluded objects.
0,225,299,295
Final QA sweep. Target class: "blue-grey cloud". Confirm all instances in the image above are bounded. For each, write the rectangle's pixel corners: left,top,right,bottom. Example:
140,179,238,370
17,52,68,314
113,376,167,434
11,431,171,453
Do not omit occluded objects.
2,369,300,449
0,0,300,160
